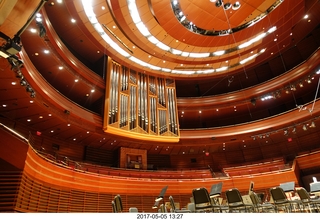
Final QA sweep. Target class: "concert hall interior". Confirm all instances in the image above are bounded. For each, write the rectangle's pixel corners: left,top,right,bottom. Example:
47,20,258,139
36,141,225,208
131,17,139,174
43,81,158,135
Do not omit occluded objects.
1,0,320,213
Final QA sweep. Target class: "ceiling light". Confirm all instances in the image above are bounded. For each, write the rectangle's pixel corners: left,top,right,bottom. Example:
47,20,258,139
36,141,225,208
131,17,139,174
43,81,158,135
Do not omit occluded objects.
71,18,76,23
304,15,309,19
213,50,225,56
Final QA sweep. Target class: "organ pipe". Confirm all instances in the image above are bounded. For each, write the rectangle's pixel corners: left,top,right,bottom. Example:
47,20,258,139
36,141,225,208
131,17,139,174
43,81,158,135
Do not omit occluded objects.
104,59,179,141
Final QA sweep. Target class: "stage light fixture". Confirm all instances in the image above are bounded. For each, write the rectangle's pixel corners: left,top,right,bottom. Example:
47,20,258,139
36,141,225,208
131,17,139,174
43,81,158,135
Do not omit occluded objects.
215,0,223,7
20,79,27,86
224,2,232,10
232,1,241,10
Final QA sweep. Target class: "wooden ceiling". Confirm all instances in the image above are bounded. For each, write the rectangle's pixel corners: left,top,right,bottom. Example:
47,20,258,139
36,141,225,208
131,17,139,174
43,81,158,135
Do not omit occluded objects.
1,0,320,167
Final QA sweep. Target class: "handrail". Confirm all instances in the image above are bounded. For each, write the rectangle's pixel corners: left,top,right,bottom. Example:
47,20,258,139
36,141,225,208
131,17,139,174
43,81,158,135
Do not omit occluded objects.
0,123,28,143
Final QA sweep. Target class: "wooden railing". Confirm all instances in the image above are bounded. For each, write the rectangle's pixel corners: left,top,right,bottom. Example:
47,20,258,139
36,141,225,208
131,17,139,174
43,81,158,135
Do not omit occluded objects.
223,158,291,177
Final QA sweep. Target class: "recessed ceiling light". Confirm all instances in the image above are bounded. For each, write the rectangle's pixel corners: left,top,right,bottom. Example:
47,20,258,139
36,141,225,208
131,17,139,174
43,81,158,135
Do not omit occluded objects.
91,89,95,93
71,18,76,23
57,0,63,3
44,50,49,54
35,52,39,56
102,6,105,10
11,82,16,85
58,66,63,70
39,116,43,119
30,28,37,33
304,15,309,19
2,104,7,107
48,114,52,116
30,100,34,103
27,119,31,122
74,79,79,82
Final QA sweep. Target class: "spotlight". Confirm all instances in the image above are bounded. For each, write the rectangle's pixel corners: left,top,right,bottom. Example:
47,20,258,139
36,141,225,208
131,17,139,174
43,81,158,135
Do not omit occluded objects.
303,124,308,131
15,70,23,78
310,121,316,128
215,0,223,7
232,1,241,10
224,2,232,10
30,92,36,98
298,81,303,88
36,21,46,38
250,98,256,106
20,79,27,86
26,85,33,93
290,85,296,91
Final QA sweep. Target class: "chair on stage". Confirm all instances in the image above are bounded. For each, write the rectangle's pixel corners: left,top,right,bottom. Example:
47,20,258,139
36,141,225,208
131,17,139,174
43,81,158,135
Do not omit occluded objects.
269,187,301,212
168,196,192,213
111,200,117,213
296,187,320,212
129,207,139,212
114,194,123,212
225,188,254,213
192,187,222,212
158,203,168,213
209,182,223,204
249,191,275,213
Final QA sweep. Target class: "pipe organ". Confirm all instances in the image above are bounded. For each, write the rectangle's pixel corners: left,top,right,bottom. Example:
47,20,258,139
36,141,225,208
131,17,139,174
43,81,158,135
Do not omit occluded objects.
103,59,180,142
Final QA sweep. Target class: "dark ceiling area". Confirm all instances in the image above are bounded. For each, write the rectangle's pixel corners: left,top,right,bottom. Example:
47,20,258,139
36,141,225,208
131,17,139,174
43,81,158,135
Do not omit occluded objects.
1,0,320,169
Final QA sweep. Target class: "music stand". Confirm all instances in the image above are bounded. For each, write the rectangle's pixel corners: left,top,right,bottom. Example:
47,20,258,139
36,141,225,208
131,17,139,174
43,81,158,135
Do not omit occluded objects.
310,182,320,196
248,181,254,195
209,182,223,205
153,186,168,209
279,181,295,192
155,185,168,202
